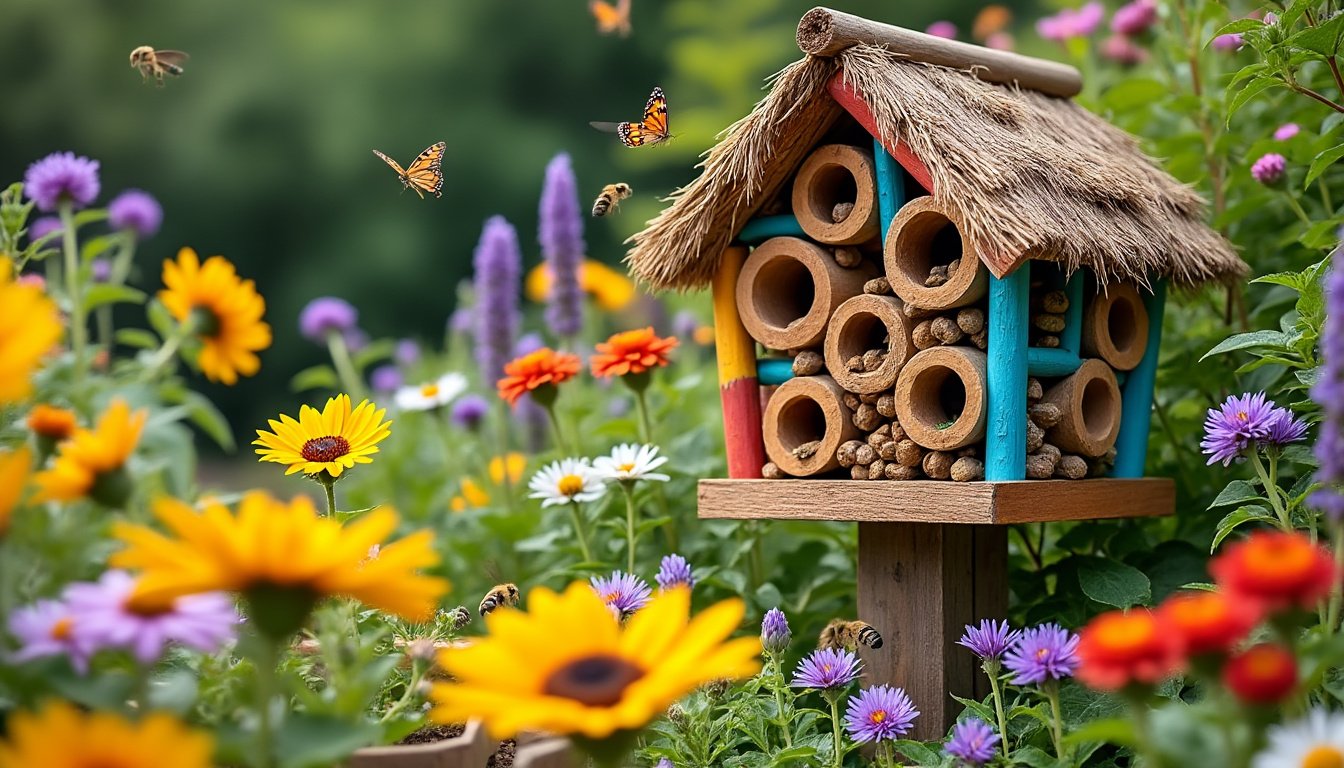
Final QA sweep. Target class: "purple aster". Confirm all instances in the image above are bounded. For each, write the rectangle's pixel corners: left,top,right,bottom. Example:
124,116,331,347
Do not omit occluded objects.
926,20,958,39
1251,153,1287,185
1274,123,1301,141
1314,241,1344,521
107,189,162,239
655,554,695,591
1111,0,1156,35
844,684,919,742
63,570,238,664
1264,406,1309,448
473,216,522,384
27,216,62,243
299,297,358,343
792,647,862,690
656,760,674,768
762,608,792,654
539,153,585,340
1200,392,1277,466
90,258,112,283
450,394,491,430
370,364,402,393
590,571,652,619
395,338,421,366
958,619,1020,661
7,599,90,672
1003,623,1079,685
945,719,1000,766
23,151,100,212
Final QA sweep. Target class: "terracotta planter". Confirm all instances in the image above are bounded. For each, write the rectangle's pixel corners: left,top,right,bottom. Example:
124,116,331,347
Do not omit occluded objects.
348,721,495,768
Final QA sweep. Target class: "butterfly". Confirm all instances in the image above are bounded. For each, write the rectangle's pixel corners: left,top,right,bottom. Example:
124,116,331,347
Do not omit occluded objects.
589,0,631,36
589,87,669,148
371,141,446,199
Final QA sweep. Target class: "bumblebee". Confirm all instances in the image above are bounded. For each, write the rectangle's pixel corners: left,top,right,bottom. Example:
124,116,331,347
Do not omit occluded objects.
818,619,883,651
478,583,520,616
129,46,189,86
591,182,633,217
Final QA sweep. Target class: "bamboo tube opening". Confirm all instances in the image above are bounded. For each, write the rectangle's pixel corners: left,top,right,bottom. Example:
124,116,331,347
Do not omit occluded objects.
736,236,873,349
884,197,988,310
792,144,881,245
1043,358,1121,457
894,347,988,450
1081,283,1149,370
762,375,860,476
824,294,918,394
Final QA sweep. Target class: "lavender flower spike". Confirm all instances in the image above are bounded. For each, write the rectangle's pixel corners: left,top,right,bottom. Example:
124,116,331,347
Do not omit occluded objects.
792,647,862,690
761,608,791,654
1314,239,1344,521
539,153,585,340
945,719,1000,766
1003,623,1079,685
845,684,919,742
24,151,100,212
958,618,1020,661
655,554,695,591
473,216,522,384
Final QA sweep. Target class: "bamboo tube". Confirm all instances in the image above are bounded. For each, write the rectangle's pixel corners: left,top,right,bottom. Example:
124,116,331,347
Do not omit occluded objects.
893,346,988,450
792,144,881,245
1081,282,1150,371
823,294,918,394
1042,358,1122,457
762,375,861,476
736,236,874,349
884,197,988,311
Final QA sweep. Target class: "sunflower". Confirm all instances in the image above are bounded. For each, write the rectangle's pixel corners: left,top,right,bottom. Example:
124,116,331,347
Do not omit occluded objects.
591,328,678,379
525,259,637,312
158,247,272,385
0,447,33,536
0,259,62,406
110,492,448,637
253,394,392,478
497,348,581,406
33,400,146,507
430,582,760,740
0,700,212,768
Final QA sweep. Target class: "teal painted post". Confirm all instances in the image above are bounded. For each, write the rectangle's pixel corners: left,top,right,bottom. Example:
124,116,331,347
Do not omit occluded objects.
1113,280,1167,478
873,137,906,241
737,215,806,243
1025,347,1080,377
986,265,1030,481
757,357,794,386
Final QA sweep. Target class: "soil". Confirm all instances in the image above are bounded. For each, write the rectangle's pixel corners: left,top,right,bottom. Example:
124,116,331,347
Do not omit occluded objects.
396,723,465,745
487,739,517,767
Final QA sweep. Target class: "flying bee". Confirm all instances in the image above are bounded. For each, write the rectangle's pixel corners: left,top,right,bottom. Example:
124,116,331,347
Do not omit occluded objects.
129,46,189,86
818,619,884,651
591,182,633,217
478,583,520,616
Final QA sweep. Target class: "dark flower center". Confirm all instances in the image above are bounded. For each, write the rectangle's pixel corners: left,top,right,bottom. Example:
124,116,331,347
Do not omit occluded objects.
542,654,644,707
188,306,222,338
301,435,350,463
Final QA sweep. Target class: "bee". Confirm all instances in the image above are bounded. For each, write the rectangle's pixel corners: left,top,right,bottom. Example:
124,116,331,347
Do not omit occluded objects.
591,182,633,217
443,605,472,631
129,46,189,86
478,583,520,616
818,619,884,651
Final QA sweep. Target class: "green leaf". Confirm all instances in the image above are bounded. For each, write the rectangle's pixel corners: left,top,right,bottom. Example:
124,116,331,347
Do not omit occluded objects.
1305,143,1344,186
146,298,177,340
351,338,396,371
1077,556,1152,608
1285,13,1344,56
81,283,146,312
274,714,383,768
1064,717,1138,747
951,693,997,723
1210,18,1268,39
1011,745,1065,768
172,389,236,451
1201,330,1290,360
1104,78,1168,111
1227,76,1282,121
1208,480,1260,509
1212,505,1273,551
79,233,118,263
768,746,818,766
1251,271,1308,291
71,209,108,227
290,365,339,393
115,328,160,350
890,740,944,765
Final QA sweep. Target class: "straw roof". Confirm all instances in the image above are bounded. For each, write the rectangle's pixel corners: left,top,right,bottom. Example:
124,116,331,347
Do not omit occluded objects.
626,43,1246,291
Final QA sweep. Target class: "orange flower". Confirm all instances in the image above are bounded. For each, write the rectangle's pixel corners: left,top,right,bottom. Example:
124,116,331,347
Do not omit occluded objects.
1157,591,1261,656
1075,609,1184,691
497,348,580,406
591,327,678,378
26,405,77,442
1223,643,1297,704
1211,531,1337,612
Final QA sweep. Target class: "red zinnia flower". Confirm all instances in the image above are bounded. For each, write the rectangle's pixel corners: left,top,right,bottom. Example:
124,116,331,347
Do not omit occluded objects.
1075,609,1184,691
1157,591,1261,656
590,327,678,379
1223,643,1297,704
1211,531,1337,612
496,348,581,406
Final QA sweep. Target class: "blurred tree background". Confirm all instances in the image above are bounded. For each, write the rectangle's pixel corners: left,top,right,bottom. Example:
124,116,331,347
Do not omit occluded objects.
0,0,1024,449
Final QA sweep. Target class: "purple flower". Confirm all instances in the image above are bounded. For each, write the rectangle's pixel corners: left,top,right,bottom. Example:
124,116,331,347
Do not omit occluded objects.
539,153,585,340
342,327,369,353
514,332,545,357
1264,406,1309,448
7,599,89,672
655,760,674,768
451,394,491,430
395,339,421,366
1252,153,1287,185
299,297,358,343
473,216,522,385
24,152,100,212
845,684,919,742
761,608,791,654
370,364,402,393
1101,34,1148,65
945,719,1000,765
926,20,958,39
590,571,652,619
63,570,238,664
28,216,62,242
448,306,475,336
1212,32,1245,52
792,647,862,690
1275,123,1301,141
958,619,1020,661
107,189,162,239
1037,2,1104,41
656,554,695,591
90,259,112,283
1003,623,1079,685
1314,242,1344,521
1111,0,1156,35
1200,392,1278,466
672,310,699,340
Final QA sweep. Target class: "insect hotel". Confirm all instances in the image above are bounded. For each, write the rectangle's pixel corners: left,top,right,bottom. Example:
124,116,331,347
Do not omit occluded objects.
627,8,1245,738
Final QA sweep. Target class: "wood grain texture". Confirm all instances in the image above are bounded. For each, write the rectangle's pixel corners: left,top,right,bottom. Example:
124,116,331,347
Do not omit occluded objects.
828,77,935,193
894,346,988,450
1042,358,1122,458
697,478,1175,523
824,294,918,394
762,375,860,476
799,7,1083,98
736,236,875,350
513,739,577,768
971,526,1009,700
1081,281,1150,371
985,268,1029,480
883,196,989,311
792,144,881,245
873,137,907,243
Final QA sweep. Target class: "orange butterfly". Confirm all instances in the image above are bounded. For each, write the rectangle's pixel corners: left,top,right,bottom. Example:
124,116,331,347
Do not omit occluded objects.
590,0,631,37
589,87,669,148
371,142,446,199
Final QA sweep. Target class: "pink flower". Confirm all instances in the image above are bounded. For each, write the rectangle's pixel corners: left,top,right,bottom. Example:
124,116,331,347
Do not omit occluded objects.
926,20,958,39
985,32,1015,50
1251,153,1287,186
1101,34,1148,65
1111,0,1157,36
1038,2,1105,41
1274,123,1300,141
1212,33,1244,52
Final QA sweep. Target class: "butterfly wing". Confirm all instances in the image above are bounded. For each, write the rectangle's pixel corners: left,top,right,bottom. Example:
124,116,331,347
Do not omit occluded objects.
589,121,624,133
403,141,446,198
590,0,621,32
372,149,407,177
617,87,668,148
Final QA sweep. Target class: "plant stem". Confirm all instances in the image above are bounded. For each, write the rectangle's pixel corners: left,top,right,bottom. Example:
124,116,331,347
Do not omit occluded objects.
544,402,573,456
1249,452,1291,531
826,691,845,768
492,401,515,510
567,500,595,563
1290,82,1344,113
1282,191,1315,229
1327,524,1344,635
255,639,280,768
1129,696,1163,768
633,387,654,445
325,330,365,400
59,203,87,379
321,477,337,516
985,660,1010,757
621,482,639,573
1043,679,1066,761
142,325,187,380
379,659,426,724
769,654,794,748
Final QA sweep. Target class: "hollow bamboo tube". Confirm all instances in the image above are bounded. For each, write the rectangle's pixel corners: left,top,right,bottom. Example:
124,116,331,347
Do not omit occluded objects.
713,246,766,479
762,375,861,476
893,346,988,451
792,144,881,245
736,236,874,349
1081,282,1150,371
1042,358,1122,457
823,294,918,394
884,197,988,311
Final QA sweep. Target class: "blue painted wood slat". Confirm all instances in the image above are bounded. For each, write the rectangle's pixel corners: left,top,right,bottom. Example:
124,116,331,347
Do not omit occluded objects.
1113,280,1167,478
986,265,1030,481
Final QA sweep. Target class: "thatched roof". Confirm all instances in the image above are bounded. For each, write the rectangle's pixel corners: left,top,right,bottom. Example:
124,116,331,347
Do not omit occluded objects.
627,37,1246,292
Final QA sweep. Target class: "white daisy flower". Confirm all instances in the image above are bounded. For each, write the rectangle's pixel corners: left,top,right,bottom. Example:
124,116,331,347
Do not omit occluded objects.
395,373,467,412
593,443,670,483
1253,709,1344,768
528,458,607,507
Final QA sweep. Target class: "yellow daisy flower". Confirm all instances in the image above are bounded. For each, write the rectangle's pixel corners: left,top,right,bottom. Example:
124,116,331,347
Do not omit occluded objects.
450,477,490,512
253,394,392,478
0,700,212,768
111,492,448,635
0,446,33,536
430,582,760,740
0,259,62,406
525,259,637,312
488,452,527,485
33,400,146,507
158,247,272,385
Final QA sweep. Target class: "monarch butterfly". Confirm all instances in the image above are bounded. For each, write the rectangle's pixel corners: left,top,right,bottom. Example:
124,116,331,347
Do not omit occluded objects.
589,0,631,36
371,142,446,199
589,87,669,148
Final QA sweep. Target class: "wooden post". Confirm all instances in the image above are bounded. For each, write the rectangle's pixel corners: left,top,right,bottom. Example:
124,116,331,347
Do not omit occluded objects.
713,246,766,479
1114,280,1166,478
873,137,907,241
985,266,1029,480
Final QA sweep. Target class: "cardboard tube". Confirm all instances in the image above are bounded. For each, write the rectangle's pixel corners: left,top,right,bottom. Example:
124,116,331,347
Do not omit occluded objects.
1081,282,1149,371
823,294,918,394
762,375,861,476
884,197,988,310
736,236,874,349
1043,358,1122,457
894,346,988,450
792,144,881,245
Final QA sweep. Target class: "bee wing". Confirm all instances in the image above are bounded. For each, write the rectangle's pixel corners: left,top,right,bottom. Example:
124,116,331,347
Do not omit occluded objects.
154,50,190,66
588,121,625,134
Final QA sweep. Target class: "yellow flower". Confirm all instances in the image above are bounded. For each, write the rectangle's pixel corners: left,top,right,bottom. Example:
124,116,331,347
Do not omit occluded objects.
33,400,146,506
26,404,77,442
430,582,760,739
0,701,212,768
0,446,33,536
451,477,490,512
0,259,62,406
111,491,448,629
693,325,715,346
253,394,392,478
489,452,527,485
525,259,637,312
158,247,272,385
